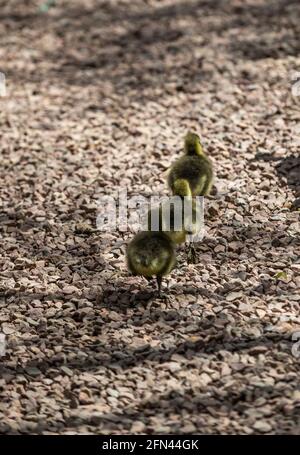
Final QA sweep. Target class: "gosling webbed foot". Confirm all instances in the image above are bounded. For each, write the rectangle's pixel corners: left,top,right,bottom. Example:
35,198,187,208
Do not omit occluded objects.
155,275,169,300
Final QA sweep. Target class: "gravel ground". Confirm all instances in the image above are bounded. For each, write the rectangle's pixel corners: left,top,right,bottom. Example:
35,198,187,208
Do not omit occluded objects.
0,0,300,435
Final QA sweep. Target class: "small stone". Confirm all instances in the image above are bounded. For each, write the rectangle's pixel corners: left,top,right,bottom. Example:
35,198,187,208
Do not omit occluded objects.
182,423,196,433
131,421,146,433
292,390,300,401
238,302,252,312
199,373,212,386
155,426,171,434
214,245,225,253
253,421,272,433
26,367,42,377
62,285,78,295
79,391,94,405
226,291,243,302
27,317,39,326
221,364,231,376
107,388,119,398
61,366,73,377
256,309,266,318
2,324,15,335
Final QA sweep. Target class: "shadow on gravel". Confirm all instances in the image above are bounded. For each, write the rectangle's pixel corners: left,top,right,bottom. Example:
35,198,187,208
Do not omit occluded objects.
4,0,300,97
100,285,155,308
63,384,297,433
276,155,300,210
2,0,216,92
99,279,213,309
1,330,290,379
229,0,300,60
255,152,300,210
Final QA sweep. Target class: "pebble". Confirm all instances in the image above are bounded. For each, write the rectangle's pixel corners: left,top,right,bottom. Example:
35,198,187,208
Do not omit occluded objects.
253,421,272,433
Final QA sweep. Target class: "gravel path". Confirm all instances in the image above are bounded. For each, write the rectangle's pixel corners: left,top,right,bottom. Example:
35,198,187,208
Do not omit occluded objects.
0,0,299,434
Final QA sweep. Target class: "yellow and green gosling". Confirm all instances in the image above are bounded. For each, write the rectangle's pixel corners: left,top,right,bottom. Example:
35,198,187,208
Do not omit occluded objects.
168,131,214,197
126,231,176,296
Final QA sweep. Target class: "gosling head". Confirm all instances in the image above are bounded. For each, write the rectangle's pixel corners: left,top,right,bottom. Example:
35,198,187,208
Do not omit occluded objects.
184,131,204,156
